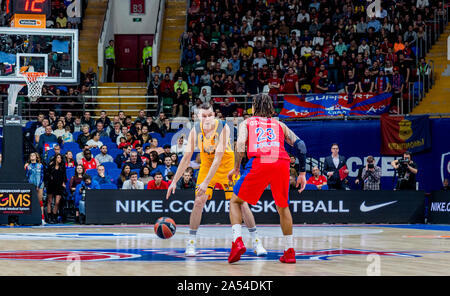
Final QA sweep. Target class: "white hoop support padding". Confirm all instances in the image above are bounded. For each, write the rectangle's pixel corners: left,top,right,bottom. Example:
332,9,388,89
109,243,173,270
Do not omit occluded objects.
7,83,26,116
20,72,47,102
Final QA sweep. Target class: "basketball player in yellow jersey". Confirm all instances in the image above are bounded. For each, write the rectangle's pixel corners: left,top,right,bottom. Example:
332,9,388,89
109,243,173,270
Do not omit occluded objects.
166,102,267,257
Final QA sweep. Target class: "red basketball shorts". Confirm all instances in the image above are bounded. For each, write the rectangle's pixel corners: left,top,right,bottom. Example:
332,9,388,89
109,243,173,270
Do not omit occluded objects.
233,157,290,208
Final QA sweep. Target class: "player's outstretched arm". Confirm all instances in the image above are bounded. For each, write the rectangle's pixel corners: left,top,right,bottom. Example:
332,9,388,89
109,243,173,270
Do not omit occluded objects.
166,129,196,199
279,121,307,193
196,124,230,197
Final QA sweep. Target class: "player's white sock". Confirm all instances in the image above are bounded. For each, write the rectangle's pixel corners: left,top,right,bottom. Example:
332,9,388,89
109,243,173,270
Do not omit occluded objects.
284,235,294,251
188,229,197,244
248,227,257,240
232,224,242,242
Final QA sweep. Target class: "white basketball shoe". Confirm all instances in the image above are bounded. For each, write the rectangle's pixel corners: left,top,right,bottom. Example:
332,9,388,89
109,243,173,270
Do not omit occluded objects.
185,239,197,257
252,237,267,256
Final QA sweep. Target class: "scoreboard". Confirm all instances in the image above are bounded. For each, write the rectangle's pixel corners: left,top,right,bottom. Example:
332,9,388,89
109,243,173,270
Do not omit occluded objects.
6,0,52,17
6,0,52,28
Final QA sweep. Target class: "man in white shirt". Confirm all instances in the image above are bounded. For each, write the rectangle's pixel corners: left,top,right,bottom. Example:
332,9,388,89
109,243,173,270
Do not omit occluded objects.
300,41,313,56
35,118,50,143
171,135,187,158
252,51,267,69
95,145,114,164
122,172,144,189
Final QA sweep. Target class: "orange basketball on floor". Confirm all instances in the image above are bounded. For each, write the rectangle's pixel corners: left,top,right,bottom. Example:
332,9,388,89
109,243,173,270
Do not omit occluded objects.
154,217,176,239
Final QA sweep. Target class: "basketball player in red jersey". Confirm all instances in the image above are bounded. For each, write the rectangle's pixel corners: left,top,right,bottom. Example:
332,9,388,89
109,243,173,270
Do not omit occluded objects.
227,94,307,264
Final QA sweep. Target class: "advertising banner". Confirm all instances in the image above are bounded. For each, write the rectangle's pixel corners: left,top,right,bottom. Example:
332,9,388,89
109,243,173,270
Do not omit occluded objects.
279,93,391,118
85,190,425,225
0,183,41,225
380,115,431,155
428,191,450,224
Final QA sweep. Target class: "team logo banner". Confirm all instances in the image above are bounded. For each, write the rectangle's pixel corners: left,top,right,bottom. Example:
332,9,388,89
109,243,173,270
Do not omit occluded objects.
279,93,391,118
380,115,431,155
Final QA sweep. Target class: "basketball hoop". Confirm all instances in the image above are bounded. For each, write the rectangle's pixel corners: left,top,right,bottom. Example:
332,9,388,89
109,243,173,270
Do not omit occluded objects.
20,72,47,101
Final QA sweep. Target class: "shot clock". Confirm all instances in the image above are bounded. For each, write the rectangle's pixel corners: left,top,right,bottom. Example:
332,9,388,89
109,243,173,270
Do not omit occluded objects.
6,0,51,28
7,0,52,17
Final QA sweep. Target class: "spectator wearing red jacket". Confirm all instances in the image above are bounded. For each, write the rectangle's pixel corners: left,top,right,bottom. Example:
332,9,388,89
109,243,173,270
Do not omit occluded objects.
307,166,328,190
147,172,169,189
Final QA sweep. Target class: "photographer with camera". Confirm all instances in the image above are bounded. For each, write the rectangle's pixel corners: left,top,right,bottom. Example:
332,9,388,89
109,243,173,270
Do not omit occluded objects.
391,151,418,190
361,156,381,190
74,174,100,223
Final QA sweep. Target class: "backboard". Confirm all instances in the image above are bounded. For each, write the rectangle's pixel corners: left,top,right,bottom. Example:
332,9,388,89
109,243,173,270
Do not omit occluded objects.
0,27,79,84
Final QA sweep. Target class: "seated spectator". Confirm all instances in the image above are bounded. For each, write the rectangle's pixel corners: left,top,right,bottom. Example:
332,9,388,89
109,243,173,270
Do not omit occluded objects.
124,131,140,149
80,149,99,171
147,172,169,189
86,132,103,149
123,151,143,170
153,155,177,181
76,145,90,164
170,153,179,166
117,164,132,189
171,135,187,158
139,166,154,184
61,125,74,144
115,145,132,168
74,174,100,222
307,166,328,190
110,122,123,144
53,120,66,139
137,124,152,145
190,153,201,170
81,111,96,131
76,124,91,149
95,145,114,164
45,144,62,165
159,144,173,162
69,164,85,197
38,125,58,156
122,171,144,189
145,116,161,134
65,151,76,168
177,170,195,189
147,150,162,171
92,121,109,138
93,165,114,185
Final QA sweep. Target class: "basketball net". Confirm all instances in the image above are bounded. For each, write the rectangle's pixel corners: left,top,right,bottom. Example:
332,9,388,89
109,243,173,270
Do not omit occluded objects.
20,72,47,102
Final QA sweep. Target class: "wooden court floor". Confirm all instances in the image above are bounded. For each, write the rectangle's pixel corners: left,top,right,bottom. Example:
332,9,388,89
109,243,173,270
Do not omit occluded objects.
0,224,448,276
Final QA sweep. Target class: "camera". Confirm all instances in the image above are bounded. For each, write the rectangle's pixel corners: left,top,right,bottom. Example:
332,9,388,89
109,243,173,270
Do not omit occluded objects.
368,163,374,169
398,158,410,166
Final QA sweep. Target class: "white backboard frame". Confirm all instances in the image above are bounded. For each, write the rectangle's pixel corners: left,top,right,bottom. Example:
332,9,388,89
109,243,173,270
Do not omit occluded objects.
0,27,79,84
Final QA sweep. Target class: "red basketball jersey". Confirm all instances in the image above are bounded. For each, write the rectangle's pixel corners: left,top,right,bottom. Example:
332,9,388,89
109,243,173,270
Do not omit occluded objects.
82,158,97,170
246,116,289,160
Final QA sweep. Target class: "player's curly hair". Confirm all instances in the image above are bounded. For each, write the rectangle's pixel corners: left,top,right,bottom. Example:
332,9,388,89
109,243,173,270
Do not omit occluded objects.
252,94,275,117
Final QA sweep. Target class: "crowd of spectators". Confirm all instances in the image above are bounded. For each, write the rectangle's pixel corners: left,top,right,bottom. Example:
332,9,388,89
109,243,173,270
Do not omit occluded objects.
26,108,198,223
147,0,444,116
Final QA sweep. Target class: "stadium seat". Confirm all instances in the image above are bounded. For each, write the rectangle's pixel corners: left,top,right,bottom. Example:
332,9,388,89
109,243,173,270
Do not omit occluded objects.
72,131,82,140
108,169,122,181
100,137,112,144
91,148,100,156
66,167,75,181
305,184,318,190
162,97,174,114
63,142,80,152
85,169,98,178
100,183,118,189
101,162,117,171
108,148,122,160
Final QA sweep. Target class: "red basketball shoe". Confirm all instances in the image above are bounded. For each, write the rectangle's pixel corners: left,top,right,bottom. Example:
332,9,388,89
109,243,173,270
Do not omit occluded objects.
228,237,247,263
279,248,296,263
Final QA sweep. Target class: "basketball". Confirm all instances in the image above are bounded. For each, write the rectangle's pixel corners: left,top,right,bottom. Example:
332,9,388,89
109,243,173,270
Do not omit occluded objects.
154,217,176,239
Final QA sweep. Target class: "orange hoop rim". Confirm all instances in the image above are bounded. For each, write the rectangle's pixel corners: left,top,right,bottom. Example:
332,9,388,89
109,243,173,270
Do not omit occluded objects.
20,72,48,78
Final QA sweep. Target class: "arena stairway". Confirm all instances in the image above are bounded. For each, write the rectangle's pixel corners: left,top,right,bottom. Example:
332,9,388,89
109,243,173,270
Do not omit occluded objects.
411,24,450,115
95,82,149,119
78,0,108,74
157,0,187,72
